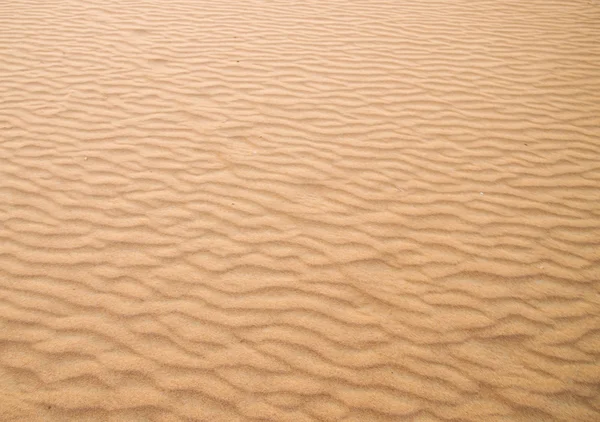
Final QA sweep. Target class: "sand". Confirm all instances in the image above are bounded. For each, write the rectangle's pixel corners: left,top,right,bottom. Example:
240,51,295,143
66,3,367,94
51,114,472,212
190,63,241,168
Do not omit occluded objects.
0,0,599,420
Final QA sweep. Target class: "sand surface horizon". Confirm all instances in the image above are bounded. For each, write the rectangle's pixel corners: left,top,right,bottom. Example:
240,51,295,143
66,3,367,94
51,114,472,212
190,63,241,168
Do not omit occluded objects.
1,0,599,421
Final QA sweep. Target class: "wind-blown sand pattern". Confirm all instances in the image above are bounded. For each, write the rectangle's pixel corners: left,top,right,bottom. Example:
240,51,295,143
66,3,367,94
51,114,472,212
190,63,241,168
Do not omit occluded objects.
1,0,599,420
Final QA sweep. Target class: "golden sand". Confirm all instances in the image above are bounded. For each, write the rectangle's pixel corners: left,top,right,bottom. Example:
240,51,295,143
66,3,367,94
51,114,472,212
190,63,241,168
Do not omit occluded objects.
1,0,599,420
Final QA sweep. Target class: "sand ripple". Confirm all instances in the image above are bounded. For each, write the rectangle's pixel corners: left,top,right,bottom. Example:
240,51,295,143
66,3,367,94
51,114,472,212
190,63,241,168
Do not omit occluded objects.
1,0,599,420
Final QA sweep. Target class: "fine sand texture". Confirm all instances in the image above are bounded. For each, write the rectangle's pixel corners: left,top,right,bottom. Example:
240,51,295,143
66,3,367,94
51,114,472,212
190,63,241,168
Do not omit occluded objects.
1,0,600,421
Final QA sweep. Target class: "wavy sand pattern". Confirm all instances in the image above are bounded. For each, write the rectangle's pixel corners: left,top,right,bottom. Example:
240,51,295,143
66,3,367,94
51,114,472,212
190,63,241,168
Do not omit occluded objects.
1,0,600,420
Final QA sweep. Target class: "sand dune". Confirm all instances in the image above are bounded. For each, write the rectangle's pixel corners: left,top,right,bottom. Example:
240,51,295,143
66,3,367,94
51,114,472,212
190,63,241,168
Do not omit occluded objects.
1,0,599,420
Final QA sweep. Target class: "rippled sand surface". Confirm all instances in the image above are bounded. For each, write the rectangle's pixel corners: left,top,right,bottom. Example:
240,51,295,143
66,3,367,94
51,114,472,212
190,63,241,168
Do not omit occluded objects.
1,0,599,421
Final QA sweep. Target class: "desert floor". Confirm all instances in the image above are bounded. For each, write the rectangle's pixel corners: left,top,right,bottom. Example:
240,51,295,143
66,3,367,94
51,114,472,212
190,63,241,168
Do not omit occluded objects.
1,0,599,421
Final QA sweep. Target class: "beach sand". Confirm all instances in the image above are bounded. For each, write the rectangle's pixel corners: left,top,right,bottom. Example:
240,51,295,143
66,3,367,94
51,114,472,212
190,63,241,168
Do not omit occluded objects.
1,0,599,420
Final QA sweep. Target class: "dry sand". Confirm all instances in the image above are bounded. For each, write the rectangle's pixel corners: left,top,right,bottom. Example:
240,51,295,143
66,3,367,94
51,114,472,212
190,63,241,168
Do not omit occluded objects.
1,0,600,420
